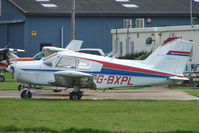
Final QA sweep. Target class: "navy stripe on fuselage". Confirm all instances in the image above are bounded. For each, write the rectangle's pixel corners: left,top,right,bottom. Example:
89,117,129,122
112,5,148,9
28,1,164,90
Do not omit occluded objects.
21,69,61,72
20,67,170,78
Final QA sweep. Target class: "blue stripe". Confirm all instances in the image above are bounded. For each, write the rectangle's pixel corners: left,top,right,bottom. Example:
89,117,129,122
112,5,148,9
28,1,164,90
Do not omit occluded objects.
21,68,169,78
21,69,61,72
167,53,189,56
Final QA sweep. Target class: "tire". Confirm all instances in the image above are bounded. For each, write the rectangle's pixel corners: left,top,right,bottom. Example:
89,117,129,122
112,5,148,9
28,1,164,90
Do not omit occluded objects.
78,91,83,99
0,75,5,82
69,92,80,100
21,90,32,99
53,90,62,92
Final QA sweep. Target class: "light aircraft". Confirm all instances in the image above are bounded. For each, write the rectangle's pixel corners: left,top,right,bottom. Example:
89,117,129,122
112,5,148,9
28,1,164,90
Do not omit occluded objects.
9,37,193,100
0,48,25,82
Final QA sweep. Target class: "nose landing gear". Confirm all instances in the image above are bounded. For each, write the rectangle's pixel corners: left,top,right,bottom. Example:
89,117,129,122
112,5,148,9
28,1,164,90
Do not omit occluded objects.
21,89,32,99
20,85,43,99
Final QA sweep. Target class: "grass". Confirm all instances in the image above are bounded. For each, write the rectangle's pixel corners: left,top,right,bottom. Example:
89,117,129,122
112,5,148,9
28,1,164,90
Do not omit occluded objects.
169,86,195,90
0,99,199,133
185,90,199,97
0,72,21,90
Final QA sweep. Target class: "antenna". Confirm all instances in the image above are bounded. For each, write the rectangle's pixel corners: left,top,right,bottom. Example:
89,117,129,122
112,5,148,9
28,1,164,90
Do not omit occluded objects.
4,42,11,48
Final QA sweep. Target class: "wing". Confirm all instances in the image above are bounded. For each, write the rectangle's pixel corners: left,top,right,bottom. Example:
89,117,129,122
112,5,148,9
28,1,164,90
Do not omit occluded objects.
0,48,25,54
49,71,96,89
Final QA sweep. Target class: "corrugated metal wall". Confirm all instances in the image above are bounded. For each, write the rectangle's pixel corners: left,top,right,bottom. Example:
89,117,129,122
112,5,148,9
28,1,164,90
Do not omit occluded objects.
24,16,72,56
0,0,25,50
24,16,124,56
76,16,124,53
0,0,25,21
0,24,7,47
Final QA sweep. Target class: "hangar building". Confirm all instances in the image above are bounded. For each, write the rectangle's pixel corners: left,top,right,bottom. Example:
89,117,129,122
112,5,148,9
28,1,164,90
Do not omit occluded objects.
0,0,199,56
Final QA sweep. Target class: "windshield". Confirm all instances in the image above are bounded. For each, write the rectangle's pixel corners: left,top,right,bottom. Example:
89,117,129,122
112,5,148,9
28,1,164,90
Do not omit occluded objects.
8,53,18,59
33,52,45,60
43,53,57,66
42,48,57,57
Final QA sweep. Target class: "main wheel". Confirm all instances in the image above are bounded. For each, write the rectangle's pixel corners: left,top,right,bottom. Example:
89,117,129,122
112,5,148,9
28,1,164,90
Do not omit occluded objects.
21,90,32,99
53,90,62,92
69,91,82,100
0,75,5,82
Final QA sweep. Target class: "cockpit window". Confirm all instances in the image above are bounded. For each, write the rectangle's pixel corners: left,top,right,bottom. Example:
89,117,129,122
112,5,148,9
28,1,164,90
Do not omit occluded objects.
8,53,18,59
43,53,57,66
56,57,76,68
33,52,45,60
77,59,92,70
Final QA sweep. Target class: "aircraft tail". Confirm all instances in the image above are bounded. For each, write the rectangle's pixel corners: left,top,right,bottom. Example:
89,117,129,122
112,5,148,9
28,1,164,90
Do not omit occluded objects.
143,37,193,75
65,40,83,51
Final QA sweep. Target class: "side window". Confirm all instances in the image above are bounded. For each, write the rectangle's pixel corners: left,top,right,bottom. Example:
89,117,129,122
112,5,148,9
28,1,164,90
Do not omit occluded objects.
77,59,92,70
56,57,76,68
43,53,57,66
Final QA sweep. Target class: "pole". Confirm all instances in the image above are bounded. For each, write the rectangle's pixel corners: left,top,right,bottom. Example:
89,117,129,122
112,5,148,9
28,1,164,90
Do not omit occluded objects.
72,0,75,40
190,0,193,25
61,26,64,48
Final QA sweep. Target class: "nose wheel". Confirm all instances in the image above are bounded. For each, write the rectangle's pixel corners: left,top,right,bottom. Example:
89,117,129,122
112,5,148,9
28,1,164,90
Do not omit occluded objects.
20,89,32,99
20,86,42,99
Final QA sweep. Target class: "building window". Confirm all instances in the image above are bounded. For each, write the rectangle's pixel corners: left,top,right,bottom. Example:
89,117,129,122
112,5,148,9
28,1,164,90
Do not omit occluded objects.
119,42,123,57
123,19,132,28
135,18,144,28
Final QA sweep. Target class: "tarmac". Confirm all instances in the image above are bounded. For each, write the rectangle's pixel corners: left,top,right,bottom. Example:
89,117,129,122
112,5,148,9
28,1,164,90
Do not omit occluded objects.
0,86,199,100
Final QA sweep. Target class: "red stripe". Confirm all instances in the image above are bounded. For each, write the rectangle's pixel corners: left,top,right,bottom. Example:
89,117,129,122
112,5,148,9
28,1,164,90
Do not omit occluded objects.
0,62,7,67
161,37,180,46
68,56,183,78
168,50,190,54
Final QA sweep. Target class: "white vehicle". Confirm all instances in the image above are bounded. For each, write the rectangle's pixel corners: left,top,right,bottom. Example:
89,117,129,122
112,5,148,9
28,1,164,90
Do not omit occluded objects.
9,37,192,100
79,48,105,56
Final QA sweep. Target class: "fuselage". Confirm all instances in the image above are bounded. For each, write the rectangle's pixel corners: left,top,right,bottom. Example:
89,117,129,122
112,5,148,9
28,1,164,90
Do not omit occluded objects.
12,50,182,89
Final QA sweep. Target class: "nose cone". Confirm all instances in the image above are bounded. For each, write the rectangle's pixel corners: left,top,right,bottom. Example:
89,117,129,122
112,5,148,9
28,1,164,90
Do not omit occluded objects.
10,60,45,84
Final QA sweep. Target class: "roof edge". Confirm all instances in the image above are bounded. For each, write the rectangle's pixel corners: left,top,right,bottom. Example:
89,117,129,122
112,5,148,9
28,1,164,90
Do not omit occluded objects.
24,13,199,17
8,0,27,14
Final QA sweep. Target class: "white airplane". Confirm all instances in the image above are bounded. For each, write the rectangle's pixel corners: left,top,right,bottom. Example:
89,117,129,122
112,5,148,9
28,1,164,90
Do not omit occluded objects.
9,37,193,100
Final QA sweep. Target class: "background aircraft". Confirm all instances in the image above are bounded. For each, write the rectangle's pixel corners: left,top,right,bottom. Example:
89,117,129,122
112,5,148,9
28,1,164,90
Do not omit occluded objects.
10,37,193,100
0,48,25,82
